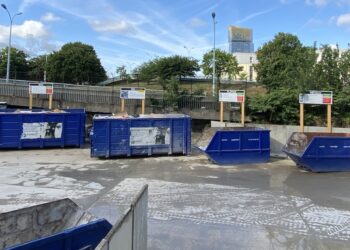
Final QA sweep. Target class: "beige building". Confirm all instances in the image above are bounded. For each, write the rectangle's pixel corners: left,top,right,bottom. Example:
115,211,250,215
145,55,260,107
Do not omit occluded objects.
232,52,257,81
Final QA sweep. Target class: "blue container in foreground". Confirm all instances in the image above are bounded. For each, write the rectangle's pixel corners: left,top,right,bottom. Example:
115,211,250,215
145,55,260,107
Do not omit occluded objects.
91,114,191,158
0,109,85,149
198,128,270,165
283,132,350,172
6,219,112,250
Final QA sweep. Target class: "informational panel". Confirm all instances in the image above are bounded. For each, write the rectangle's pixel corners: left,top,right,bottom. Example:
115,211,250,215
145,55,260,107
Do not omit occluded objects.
29,83,54,95
219,90,245,103
130,127,170,146
120,88,146,100
21,122,63,139
299,91,332,105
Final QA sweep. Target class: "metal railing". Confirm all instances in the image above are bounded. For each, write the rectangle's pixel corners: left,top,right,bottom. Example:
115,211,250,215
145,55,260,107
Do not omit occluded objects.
0,79,223,112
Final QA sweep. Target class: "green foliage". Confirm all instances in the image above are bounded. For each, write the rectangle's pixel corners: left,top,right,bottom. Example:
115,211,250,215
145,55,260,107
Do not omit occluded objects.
201,49,242,82
0,47,29,79
116,65,127,80
332,86,350,126
136,55,199,89
27,55,47,81
249,88,299,124
47,42,107,84
164,77,182,107
255,33,317,91
313,45,342,91
339,50,350,87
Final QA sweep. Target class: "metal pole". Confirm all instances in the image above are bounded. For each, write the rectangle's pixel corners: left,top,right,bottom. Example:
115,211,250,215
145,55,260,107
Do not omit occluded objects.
1,4,22,84
212,12,216,97
6,19,12,83
44,54,47,82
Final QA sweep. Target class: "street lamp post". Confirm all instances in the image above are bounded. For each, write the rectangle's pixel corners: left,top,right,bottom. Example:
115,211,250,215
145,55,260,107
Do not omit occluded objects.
183,46,194,58
212,12,216,97
1,4,22,83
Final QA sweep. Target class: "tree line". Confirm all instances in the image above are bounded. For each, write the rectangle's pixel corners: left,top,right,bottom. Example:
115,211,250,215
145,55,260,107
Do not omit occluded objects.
250,33,350,126
0,42,107,84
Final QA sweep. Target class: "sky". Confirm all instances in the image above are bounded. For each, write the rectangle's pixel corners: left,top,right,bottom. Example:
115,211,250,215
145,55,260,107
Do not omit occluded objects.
0,0,349,77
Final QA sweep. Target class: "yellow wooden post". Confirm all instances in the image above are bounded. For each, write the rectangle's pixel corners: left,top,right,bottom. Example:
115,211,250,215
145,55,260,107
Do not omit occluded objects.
121,99,125,112
300,103,304,132
327,104,332,133
48,94,53,109
220,101,224,122
29,94,33,110
241,102,245,126
141,99,145,114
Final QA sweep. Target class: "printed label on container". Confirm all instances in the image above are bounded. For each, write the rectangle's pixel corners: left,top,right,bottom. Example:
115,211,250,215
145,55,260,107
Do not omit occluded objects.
130,127,170,146
21,122,63,139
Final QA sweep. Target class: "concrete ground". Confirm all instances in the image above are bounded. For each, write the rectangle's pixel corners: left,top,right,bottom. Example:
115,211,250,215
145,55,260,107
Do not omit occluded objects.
1,148,350,249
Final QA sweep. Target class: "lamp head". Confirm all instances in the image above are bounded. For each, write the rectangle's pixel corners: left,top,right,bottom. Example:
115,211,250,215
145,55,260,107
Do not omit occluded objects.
212,12,216,19
1,4,7,10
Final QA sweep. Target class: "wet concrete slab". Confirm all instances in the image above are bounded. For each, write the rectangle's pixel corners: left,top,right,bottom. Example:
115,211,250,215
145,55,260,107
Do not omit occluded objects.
1,148,350,249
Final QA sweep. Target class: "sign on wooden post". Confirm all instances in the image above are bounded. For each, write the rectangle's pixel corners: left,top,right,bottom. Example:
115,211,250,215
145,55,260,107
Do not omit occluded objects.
299,91,333,133
120,87,146,114
29,83,54,110
218,90,245,124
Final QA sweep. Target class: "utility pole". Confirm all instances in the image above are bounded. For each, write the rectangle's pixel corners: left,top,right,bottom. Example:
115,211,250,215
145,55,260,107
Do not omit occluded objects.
212,12,217,97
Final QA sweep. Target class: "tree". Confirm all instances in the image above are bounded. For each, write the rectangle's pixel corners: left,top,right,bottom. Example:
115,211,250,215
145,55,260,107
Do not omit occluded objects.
339,49,350,88
0,47,29,79
47,42,107,84
137,55,199,88
202,49,242,89
116,65,127,80
255,33,317,91
27,55,47,81
313,45,342,91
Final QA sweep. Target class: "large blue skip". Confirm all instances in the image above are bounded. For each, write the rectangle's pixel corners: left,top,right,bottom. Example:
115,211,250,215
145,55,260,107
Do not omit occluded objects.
282,132,350,172
197,127,270,165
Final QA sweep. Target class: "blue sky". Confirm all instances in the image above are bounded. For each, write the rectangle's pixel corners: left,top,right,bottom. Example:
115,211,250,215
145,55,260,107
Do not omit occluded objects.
0,0,349,77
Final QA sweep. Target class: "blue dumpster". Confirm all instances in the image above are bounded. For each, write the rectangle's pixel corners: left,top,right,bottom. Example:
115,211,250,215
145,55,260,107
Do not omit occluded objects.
91,114,191,158
283,132,350,172
0,109,85,149
7,219,112,250
197,127,270,165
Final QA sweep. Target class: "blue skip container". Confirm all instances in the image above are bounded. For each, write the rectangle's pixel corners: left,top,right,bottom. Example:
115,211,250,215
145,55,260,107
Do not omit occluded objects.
283,132,350,172
197,127,270,165
0,109,85,149
7,219,112,250
91,114,191,158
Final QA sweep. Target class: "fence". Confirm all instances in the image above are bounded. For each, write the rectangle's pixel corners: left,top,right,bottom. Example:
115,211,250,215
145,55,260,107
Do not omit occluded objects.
0,80,224,113
96,184,148,250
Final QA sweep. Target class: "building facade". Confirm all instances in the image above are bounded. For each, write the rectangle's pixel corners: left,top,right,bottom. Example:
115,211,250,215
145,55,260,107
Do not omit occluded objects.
228,26,254,53
232,52,257,81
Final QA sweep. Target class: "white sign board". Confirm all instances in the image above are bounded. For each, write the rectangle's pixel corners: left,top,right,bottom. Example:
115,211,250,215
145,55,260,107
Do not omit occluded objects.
219,90,245,103
29,83,53,94
299,91,332,105
120,87,146,100
21,122,63,139
130,127,170,146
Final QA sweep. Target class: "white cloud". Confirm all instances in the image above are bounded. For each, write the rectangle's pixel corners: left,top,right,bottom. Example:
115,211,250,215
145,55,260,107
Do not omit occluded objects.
337,13,350,27
188,17,207,28
305,0,328,6
41,12,62,22
0,20,60,55
89,20,136,34
280,0,289,4
0,20,48,42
